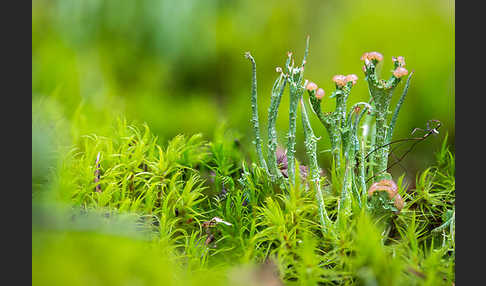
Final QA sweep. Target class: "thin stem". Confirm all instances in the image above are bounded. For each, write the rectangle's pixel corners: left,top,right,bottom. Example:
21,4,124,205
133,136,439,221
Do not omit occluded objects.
267,73,287,181
339,104,369,213
300,98,329,232
359,137,367,203
308,91,340,165
365,73,402,181
372,89,391,180
286,37,310,185
245,52,268,172
387,72,413,144
287,81,301,185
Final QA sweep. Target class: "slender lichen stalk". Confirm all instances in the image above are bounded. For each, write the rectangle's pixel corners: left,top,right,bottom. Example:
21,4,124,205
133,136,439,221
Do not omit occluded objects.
359,109,373,196
307,88,331,130
334,87,351,130
331,87,349,169
374,92,393,180
286,36,310,185
330,75,357,169
300,97,329,232
359,137,367,203
339,102,370,216
287,80,300,184
267,70,287,181
307,87,341,166
245,52,268,173
361,52,409,181
387,71,413,143
307,74,356,169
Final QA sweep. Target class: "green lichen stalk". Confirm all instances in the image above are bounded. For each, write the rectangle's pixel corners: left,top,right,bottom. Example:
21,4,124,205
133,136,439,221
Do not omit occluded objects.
286,36,310,185
267,70,287,181
245,52,268,173
337,101,370,220
307,88,340,166
333,78,357,159
362,52,409,181
287,79,300,185
387,72,413,143
307,74,358,169
300,97,329,231
339,103,371,211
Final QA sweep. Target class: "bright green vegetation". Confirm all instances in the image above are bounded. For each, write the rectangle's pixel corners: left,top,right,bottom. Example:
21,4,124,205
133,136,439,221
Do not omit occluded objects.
32,3,454,282
33,114,454,285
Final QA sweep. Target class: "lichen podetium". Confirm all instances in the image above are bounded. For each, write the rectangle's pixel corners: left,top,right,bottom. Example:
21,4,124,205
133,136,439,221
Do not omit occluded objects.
361,52,410,181
267,68,287,182
285,36,310,185
245,52,268,173
300,97,329,232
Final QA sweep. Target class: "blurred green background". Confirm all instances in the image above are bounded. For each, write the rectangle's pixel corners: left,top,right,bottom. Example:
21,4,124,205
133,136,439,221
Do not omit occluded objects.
32,0,454,183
